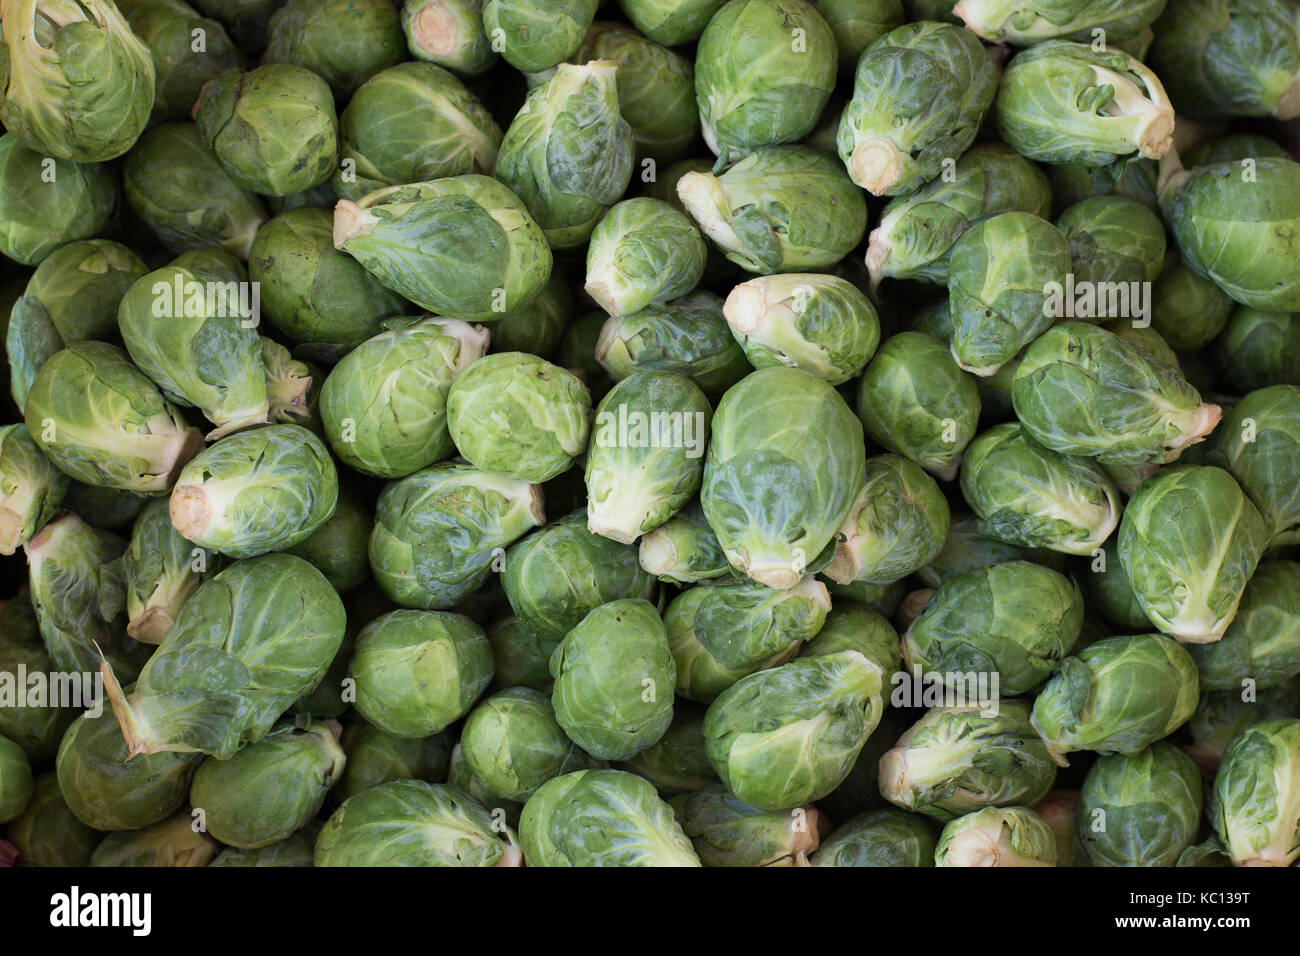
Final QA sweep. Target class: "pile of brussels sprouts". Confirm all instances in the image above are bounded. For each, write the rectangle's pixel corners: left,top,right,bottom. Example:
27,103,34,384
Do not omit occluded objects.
1,0,1299,869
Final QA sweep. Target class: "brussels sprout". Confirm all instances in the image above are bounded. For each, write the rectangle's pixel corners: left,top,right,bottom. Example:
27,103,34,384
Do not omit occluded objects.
6,240,148,411
677,146,868,274
335,722,452,802
115,499,218,645
585,200,706,319
518,768,700,866
996,41,1175,165
123,123,268,259
263,0,404,98
168,425,338,559
620,701,718,795
920,514,1071,589
1214,307,1300,394
189,0,280,52
257,485,360,597
956,0,1166,44
811,808,937,867
667,577,831,703
1056,195,1166,292
1076,742,1204,867
23,511,127,674
1177,838,1235,868
462,687,599,799
880,701,1058,822
495,62,634,249
810,0,903,70
317,779,519,866
586,371,711,545
596,291,751,398
903,561,1083,696
0,135,117,268
335,175,553,321
704,650,885,810
370,463,544,613
0,734,33,824
481,0,596,73
1032,789,1090,867
446,353,591,483
6,773,101,866
1083,538,1151,632
1031,633,1200,760
1147,251,1235,352
841,19,998,196
487,273,570,357
1185,562,1300,692
638,500,730,585
694,0,837,167
960,423,1121,556
117,0,245,122
347,609,492,740
826,455,949,587
1216,386,1300,548
402,0,497,75
671,785,823,866
549,598,675,761
857,332,981,482
1046,156,1159,215
946,212,1069,377
1184,132,1292,168
1161,156,1300,314
250,209,408,360
723,274,879,386
334,61,502,202
193,64,338,199
320,318,487,479
1187,680,1300,775
503,509,657,641
0,602,77,763
1211,717,1300,866
486,617,555,693
55,706,199,832
800,601,900,677
0,0,155,162
617,0,727,46
189,719,344,849
208,830,317,867
1118,465,1268,643
117,265,269,440
102,553,347,759
934,806,1057,867
703,367,864,589
866,144,1053,290
446,741,525,822
1011,322,1222,465
1148,0,1300,121
0,424,67,556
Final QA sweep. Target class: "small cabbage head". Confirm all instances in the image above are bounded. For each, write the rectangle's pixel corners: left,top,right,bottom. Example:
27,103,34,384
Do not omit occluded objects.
401,0,498,76
88,813,217,866
1118,465,1269,643
960,422,1121,555
1185,562,1300,692
1210,717,1300,867
934,806,1057,867
334,175,553,320
621,701,719,795
262,0,405,98
0,0,155,161
880,701,1058,822
0,134,117,267
1214,306,1300,394
670,784,823,866
836,21,997,196
702,367,865,589
1011,322,1222,465
316,780,521,866
995,40,1174,165
1077,742,1204,866
677,146,867,274
518,768,701,866
349,609,493,738
1055,194,1166,287
1215,385,1300,548
585,199,707,318
810,807,937,867
638,500,731,585
482,0,597,73
0,734,33,824
334,722,452,802
723,273,880,386
902,560,1083,696
0,424,67,556
116,498,221,645
1030,633,1199,761
695,0,837,167
957,0,1167,45
618,0,727,47
7,773,100,866
703,650,885,810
